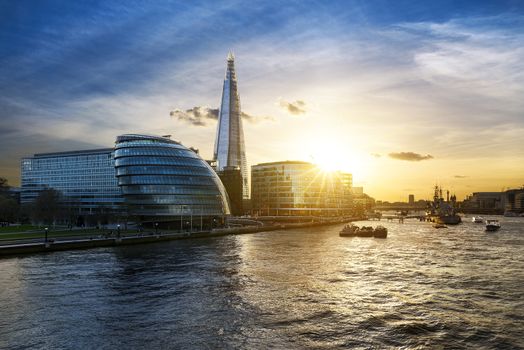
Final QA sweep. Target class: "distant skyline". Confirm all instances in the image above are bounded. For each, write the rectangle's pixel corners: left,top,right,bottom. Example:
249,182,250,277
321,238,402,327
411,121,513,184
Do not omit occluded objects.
1,1,523,201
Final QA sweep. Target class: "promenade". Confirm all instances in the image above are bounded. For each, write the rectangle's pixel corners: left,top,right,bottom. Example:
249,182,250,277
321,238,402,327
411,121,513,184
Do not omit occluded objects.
0,217,364,257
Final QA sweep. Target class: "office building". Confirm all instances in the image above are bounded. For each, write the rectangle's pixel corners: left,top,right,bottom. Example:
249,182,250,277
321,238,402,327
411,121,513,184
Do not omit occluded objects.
114,134,230,228
21,149,123,221
213,52,249,199
251,161,353,216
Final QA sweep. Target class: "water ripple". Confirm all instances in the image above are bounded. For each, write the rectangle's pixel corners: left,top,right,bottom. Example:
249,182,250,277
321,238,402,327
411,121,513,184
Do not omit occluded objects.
1,217,523,349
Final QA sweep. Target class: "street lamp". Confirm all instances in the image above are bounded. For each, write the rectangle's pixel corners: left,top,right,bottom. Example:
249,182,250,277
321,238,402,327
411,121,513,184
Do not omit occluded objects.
44,227,48,243
155,222,158,235
117,224,121,239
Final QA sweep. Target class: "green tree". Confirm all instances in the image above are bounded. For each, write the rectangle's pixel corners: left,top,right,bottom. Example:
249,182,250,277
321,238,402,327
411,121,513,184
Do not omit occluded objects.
0,177,19,223
33,189,62,225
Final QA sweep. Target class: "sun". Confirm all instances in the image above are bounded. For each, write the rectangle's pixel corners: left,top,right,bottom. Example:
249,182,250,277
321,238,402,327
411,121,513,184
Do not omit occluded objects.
305,139,372,181
308,140,348,172
314,152,343,172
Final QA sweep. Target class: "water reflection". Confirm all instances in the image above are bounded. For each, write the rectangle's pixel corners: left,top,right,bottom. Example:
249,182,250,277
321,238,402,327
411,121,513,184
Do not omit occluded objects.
0,217,523,349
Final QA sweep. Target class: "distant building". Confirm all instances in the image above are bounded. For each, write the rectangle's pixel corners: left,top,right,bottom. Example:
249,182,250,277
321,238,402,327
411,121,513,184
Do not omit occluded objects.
464,192,506,211
213,52,249,199
504,188,524,213
251,161,353,216
515,192,524,211
21,148,124,221
217,166,244,216
408,194,415,204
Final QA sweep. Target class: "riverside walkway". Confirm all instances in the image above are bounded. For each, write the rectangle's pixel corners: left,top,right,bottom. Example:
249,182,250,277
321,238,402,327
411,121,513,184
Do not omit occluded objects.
0,217,364,257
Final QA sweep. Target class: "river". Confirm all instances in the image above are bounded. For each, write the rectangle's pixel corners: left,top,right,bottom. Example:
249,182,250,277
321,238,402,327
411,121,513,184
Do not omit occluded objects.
1,217,523,349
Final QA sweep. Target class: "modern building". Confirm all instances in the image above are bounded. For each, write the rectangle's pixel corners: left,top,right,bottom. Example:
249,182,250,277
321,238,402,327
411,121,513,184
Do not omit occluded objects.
408,194,415,204
114,134,230,229
21,149,124,223
217,166,243,216
213,52,249,199
251,161,353,217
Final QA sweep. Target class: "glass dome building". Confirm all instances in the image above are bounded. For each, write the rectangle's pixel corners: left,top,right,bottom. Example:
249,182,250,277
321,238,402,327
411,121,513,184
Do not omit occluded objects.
114,134,230,229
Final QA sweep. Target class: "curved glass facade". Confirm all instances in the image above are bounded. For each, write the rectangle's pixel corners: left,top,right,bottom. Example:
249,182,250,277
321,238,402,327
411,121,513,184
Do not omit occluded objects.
115,134,230,227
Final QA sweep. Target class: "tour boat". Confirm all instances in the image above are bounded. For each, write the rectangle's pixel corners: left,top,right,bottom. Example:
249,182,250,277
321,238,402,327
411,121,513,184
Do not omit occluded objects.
485,220,501,232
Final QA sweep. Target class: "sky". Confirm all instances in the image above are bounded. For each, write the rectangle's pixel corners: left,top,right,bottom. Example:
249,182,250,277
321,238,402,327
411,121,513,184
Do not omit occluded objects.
1,0,523,201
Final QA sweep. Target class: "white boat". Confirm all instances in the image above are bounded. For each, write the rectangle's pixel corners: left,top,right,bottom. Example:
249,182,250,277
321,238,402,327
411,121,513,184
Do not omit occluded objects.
485,220,501,232
472,216,484,223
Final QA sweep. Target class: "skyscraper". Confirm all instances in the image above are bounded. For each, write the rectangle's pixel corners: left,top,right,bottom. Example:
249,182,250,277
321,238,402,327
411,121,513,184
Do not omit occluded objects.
213,52,249,199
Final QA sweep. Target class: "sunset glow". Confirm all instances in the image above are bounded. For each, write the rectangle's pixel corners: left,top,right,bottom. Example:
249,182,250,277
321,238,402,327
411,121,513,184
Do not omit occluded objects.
0,2,522,201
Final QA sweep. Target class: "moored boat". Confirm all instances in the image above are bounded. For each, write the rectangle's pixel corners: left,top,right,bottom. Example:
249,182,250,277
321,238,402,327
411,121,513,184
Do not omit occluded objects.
339,224,359,237
373,226,388,238
427,186,461,225
357,226,374,237
339,224,388,238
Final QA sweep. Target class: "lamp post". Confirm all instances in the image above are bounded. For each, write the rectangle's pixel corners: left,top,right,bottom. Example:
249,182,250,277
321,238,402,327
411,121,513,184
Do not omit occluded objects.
155,222,158,235
44,227,48,243
117,224,121,239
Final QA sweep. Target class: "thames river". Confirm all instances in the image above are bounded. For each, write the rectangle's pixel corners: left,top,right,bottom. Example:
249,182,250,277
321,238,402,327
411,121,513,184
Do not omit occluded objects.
1,217,523,349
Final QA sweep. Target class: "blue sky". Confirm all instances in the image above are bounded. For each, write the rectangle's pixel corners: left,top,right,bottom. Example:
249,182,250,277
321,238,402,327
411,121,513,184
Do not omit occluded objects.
1,0,523,199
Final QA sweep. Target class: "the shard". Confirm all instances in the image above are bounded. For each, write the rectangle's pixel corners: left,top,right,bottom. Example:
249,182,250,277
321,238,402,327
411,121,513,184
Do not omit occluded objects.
214,52,249,199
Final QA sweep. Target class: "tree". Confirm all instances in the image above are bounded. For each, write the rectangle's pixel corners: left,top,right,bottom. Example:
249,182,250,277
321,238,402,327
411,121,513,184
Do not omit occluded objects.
0,177,19,223
33,189,62,225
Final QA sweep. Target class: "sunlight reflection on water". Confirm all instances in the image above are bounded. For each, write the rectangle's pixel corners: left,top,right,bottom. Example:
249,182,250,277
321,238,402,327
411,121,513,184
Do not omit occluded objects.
0,217,523,349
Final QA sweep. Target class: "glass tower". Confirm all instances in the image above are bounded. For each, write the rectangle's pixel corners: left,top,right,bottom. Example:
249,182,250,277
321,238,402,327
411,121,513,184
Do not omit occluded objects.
213,52,249,199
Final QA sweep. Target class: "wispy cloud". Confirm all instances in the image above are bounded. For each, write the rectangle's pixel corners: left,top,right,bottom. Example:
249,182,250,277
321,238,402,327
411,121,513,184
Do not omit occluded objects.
454,175,469,178
389,152,434,161
279,99,307,115
170,107,219,126
170,106,274,126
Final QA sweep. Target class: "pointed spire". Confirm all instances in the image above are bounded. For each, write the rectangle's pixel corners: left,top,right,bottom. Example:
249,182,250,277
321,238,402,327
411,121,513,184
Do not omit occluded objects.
227,50,235,61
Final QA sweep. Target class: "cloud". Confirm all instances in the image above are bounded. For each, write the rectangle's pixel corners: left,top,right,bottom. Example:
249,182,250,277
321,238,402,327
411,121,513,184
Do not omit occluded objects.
241,112,275,123
454,175,469,178
279,99,307,115
371,153,381,158
388,152,434,161
171,106,274,126
170,107,219,126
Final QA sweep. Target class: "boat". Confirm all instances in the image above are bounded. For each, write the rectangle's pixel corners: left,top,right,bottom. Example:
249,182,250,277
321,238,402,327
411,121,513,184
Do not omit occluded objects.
472,216,484,223
435,215,462,225
426,186,462,225
339,224,388,238
485,220,501,232
357,226,374,237
373,226,388,238
339,224,359,237
433,223,447,229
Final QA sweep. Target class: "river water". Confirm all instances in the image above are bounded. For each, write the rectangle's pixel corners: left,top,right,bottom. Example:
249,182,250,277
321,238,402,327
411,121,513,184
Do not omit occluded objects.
1,217,523,349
